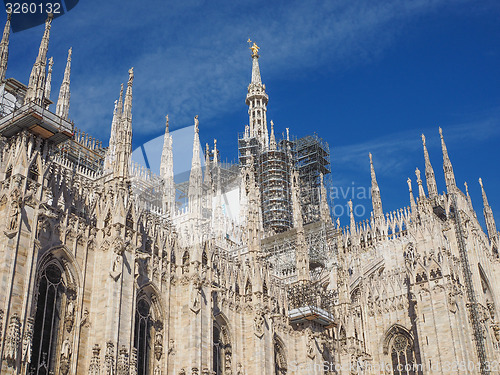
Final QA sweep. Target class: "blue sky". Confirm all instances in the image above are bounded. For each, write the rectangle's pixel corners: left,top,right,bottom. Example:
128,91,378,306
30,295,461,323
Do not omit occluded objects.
5,0,500,227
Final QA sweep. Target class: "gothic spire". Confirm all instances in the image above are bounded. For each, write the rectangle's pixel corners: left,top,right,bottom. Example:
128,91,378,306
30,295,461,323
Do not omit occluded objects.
204,142,212,186
348,200,356,236
421,134,438,199
291,170,310,282
160,114,175,214
24,13,53,105
188,115,203,222
245,158,261,254
319,172,331,223
439,127,456,193
245,40,269,149
464,182,474,211
44,57,54,105
105,84,124,172
369,153,383,222
407,178,417,212
479,178,498,244
0,12,11,82
113,68,133,179
213,158,224,238
56,47,72,119
269,120,277,150
213,139,218,165
415,168,426,199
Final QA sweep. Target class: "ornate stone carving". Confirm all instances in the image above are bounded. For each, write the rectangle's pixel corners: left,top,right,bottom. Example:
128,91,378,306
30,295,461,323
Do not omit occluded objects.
65,296,76,332
22,317,34,364
130,347,138,375
492,324,500,342
306,330,316,359
254,309,265,338
3,313,21,366
110,252,123,280
7,194,21,231
154,331,163,361
80,307,90,328
190,276,202,313
225,349,233,375
117,345,129,375
168,339,175,355
104,341,115,375
60,338,72,375
88,344,101,375
135,252,151,279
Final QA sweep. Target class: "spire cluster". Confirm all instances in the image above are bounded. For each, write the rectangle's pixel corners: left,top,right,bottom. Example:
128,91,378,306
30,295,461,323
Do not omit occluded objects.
112,68,134,179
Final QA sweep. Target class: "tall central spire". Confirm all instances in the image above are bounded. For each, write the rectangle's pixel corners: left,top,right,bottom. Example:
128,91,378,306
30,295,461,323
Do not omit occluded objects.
245,40,269,149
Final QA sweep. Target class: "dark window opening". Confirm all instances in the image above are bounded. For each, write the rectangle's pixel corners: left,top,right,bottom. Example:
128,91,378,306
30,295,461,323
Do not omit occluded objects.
29,264,64,375
134,299,153,375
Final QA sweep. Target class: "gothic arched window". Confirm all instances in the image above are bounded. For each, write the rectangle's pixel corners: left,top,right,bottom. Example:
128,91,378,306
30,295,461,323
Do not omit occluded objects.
390,333,415,375
30,263,65,375
134,298,153,375
213,319,231,375
213,323,222,375
274,335,287,375
383,325,418,375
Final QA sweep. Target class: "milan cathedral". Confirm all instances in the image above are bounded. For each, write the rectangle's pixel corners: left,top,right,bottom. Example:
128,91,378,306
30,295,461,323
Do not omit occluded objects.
0,14,499,375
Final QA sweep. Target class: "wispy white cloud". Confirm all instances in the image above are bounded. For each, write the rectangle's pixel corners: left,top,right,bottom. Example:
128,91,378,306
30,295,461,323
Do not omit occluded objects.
333,113,500,178
7,0,475,143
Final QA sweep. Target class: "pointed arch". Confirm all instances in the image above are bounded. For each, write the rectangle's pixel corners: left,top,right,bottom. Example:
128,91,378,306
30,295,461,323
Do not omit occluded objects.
382,324,417,374
213,312,232,374
29,246,82,375
133,283,165,375
274,334,287,375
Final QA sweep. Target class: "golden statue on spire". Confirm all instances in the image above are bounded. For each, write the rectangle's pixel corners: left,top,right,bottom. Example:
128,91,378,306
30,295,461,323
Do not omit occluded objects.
247,39,260,56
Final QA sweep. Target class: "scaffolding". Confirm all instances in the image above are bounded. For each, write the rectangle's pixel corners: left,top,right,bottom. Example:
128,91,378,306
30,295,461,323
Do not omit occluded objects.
295,134,331,224
259,147,293,233
287,281,337,326
238,134,260,169
0,101,73,145
56,127,106,175
450,194,489,374
130,163,164,212
262,221,334,282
